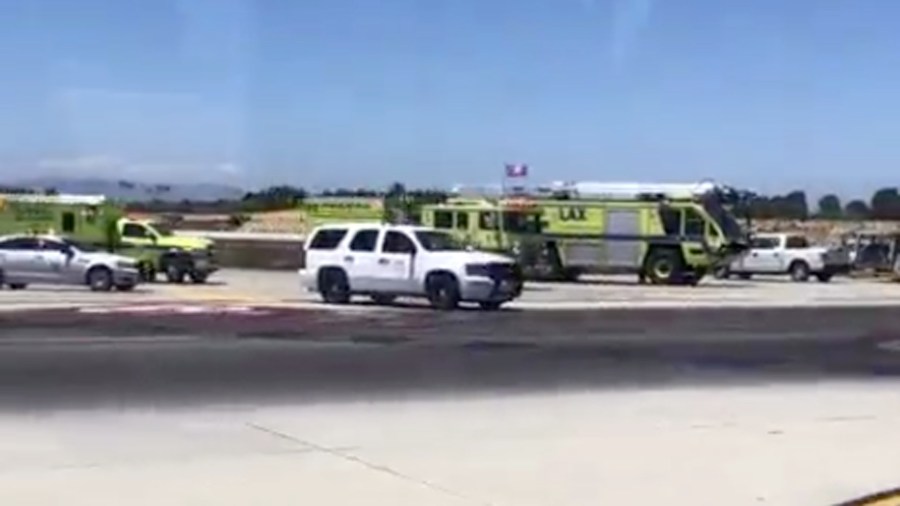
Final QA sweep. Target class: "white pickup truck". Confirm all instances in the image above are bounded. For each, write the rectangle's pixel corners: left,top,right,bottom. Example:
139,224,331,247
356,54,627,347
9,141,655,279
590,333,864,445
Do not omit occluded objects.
298,223,524,310
715,232,851,282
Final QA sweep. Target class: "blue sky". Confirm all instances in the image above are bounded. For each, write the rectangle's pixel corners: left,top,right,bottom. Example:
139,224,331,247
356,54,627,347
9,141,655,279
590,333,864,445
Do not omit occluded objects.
0,0,899,197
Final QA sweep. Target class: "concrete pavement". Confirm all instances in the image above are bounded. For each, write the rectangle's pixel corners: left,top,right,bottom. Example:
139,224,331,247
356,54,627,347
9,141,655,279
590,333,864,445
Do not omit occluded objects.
2,270,900,504
3,269,900,312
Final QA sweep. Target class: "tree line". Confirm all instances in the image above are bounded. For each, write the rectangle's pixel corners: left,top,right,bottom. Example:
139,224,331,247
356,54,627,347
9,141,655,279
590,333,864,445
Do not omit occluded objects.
5,183,900,221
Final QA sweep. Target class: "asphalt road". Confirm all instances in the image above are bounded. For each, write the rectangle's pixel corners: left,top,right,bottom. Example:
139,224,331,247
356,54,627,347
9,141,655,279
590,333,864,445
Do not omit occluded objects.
2,305,900,411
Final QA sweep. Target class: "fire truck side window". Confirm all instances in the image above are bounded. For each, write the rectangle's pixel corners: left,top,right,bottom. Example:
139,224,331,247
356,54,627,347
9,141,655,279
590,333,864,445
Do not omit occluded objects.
455,212,469,230
61,212,76,233
433,211,453,229
479,212,498,230
659,208,681,236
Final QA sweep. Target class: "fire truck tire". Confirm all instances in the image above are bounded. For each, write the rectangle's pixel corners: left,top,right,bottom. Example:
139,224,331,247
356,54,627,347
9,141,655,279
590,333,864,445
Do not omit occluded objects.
644,248,685,285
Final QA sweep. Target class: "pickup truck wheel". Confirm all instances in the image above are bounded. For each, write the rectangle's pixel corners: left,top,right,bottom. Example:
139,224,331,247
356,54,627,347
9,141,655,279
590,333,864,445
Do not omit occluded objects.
815,272,834,283
138,262,156,283
189,272,209,284
165,265,186,284
426,273,460,310
319,269,351,304
7,283,26,290
789,261,811,282
87,267,114,292
644,249,684,285
713,266,730,279
370,294,396,305
479,301,503,311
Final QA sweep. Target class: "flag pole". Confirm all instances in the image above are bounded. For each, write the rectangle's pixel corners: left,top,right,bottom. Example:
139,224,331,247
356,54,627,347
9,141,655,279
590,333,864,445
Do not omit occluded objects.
499,164,506,250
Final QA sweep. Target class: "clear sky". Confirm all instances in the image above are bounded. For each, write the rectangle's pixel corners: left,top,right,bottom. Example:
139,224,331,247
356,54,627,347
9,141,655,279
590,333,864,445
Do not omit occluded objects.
0,0,899,197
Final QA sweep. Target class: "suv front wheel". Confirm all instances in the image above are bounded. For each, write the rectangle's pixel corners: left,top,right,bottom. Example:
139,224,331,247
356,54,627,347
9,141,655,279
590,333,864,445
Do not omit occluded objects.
426,273,460,310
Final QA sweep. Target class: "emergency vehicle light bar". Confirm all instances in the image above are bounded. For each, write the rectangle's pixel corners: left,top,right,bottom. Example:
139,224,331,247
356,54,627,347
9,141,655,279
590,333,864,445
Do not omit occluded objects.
545,180,722,200
0,193,108,206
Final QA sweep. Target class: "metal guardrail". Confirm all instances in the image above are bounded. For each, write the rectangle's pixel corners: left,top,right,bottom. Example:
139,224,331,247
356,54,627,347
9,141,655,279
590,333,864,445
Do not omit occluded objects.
173,230,303,270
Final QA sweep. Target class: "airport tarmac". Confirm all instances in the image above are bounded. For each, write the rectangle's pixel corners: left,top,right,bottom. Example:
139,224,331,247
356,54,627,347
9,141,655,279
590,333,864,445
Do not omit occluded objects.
2,269,900,311
1,318,900,506
2,270,900,505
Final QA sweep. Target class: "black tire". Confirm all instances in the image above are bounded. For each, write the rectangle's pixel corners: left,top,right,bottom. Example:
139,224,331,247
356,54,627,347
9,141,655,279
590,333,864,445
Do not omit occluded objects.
815,272,833,283
189,272,209,284
139,262,157,283
426,273,461,310
479,301,503,311
87,267,114,292
8,283,26,290
713,266,730,279
643,248,684,285
789,261,810,282
370,294,396,305
561,267,582,282
165,264,185,284
738,273,753,280
319,268,351,304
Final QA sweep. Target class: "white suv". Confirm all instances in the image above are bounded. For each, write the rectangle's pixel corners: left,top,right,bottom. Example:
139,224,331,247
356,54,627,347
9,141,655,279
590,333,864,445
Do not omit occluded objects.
298,223,524,310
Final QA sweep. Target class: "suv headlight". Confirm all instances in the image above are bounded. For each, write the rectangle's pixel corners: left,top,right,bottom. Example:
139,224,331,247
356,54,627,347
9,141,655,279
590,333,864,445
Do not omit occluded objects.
465,264,491,277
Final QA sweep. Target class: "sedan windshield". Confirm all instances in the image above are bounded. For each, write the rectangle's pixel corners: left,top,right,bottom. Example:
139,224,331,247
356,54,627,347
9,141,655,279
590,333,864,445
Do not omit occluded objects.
414,231,467,251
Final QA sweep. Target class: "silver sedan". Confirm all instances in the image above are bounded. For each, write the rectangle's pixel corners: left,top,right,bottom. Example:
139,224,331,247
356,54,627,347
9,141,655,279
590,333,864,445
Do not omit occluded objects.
0,235,140,291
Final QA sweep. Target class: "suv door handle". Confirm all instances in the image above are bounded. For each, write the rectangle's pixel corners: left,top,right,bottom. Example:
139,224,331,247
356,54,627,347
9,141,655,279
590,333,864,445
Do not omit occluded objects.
378,258,389,265
343,256,354,263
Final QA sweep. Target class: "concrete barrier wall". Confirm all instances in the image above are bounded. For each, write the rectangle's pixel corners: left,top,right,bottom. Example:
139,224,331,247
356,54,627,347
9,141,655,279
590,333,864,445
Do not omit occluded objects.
214,238,303,270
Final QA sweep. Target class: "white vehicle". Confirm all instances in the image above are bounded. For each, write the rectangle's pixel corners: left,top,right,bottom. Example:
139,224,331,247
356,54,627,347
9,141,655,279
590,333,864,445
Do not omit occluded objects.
298,223,524,310
715,232,851,282
0,234,140,291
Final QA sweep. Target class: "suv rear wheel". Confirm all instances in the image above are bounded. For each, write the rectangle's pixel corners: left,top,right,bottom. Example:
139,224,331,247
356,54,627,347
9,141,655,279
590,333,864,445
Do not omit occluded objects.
319,268,351,304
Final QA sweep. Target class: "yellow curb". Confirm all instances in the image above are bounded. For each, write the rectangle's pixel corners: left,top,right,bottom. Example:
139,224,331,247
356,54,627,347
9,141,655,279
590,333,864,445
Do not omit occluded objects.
838,488,900,506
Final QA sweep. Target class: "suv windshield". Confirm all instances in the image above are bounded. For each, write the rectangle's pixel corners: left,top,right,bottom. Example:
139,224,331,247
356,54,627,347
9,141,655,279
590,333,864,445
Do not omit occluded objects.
414,231,467,251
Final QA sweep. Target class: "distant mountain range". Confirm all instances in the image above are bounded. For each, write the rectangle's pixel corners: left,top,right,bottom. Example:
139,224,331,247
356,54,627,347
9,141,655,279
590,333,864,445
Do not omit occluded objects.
5,177,246,202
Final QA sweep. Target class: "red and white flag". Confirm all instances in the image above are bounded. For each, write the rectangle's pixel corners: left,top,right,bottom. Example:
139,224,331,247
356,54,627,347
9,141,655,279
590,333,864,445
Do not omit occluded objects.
505,163,528,178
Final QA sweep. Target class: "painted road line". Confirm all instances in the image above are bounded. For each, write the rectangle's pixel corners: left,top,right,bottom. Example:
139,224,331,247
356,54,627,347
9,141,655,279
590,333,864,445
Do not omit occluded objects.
77,304,274,316
156,284,284,305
